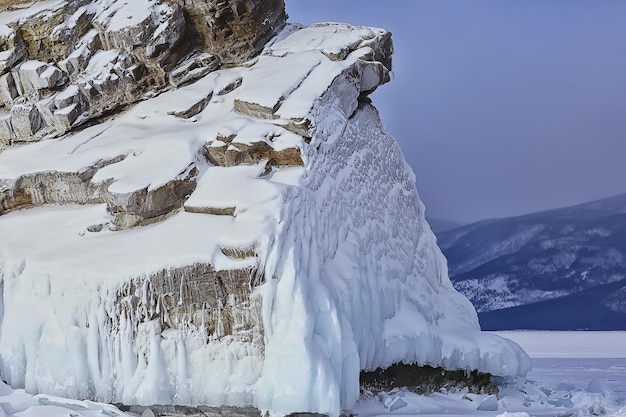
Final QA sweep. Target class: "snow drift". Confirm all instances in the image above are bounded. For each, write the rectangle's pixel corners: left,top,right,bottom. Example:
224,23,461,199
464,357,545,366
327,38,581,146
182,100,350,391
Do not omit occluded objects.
0,1,531,416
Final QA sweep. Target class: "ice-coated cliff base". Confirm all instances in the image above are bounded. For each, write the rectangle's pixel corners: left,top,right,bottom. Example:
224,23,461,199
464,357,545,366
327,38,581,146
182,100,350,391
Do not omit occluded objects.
0,1,531,416
0,374,622,417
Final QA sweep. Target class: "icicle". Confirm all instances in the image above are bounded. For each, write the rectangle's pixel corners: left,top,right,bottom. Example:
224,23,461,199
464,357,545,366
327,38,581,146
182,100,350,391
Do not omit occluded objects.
178,273,184,307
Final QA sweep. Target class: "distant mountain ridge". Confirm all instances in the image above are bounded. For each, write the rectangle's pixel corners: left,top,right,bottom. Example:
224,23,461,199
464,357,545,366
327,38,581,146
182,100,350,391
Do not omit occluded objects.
436,193,626,330
426,217,463,233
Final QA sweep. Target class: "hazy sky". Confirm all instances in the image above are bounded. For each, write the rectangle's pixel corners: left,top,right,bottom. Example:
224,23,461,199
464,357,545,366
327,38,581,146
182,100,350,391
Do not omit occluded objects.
286,1,626,224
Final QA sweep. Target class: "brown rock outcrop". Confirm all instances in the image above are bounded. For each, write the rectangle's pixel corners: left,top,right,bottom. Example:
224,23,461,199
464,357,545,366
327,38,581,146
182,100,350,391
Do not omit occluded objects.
0,157,198,229
0,0,287,145
169,0,287,64
110,262,264,339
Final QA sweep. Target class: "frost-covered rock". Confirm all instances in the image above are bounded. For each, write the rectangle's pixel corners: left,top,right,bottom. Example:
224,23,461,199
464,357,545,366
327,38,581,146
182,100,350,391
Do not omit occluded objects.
0,2,530,417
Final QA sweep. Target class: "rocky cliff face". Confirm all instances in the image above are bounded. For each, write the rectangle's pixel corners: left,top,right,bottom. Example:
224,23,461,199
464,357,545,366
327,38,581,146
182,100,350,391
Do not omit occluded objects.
0,0,286,148
0,2,529,416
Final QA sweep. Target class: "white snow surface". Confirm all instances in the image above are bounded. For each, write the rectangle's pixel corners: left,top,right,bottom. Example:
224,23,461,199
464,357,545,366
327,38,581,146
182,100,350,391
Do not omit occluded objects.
0,21,530,417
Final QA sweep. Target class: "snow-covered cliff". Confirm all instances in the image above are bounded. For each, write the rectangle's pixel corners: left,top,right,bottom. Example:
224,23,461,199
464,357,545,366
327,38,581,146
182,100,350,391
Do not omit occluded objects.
0,1,530,416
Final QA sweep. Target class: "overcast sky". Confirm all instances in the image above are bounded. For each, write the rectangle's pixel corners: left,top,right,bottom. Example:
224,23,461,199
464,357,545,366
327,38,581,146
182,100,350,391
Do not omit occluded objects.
285,1,626,224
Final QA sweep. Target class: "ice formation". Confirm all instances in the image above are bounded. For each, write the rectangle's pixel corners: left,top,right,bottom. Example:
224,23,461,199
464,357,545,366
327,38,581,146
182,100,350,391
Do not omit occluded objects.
0,1,531,416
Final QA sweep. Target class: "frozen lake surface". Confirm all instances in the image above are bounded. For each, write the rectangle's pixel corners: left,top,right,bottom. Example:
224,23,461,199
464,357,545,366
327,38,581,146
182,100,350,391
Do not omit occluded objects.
529,358,626,404
492,331,626,358
493,331,626,406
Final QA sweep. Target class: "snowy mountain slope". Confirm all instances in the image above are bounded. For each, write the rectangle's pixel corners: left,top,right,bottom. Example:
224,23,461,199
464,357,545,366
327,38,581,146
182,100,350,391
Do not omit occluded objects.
479,279,626,330
437,193,626,329
0,1,530,416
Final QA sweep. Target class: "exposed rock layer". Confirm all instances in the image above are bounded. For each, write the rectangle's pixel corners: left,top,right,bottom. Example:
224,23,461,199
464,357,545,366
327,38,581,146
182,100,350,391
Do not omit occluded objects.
168,0,287,64
0,0,287,147
110,263,263,338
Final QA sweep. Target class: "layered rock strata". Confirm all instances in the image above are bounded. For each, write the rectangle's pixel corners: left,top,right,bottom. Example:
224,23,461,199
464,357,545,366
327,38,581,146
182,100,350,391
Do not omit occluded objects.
0,0,286,148
0,2,530,417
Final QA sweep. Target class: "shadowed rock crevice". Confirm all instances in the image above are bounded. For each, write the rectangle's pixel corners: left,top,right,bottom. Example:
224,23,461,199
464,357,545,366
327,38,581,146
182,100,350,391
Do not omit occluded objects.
360,364,497,396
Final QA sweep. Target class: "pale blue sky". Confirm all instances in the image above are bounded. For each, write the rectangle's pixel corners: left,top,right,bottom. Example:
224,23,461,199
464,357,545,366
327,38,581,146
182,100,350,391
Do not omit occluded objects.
286,1,626,223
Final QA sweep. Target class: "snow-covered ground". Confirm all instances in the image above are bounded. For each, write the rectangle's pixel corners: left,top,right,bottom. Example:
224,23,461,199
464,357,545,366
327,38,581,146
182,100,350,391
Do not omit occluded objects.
0,331,623,416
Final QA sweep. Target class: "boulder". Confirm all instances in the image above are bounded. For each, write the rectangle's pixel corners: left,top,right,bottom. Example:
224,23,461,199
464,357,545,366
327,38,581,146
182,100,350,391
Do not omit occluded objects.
10,99,43,139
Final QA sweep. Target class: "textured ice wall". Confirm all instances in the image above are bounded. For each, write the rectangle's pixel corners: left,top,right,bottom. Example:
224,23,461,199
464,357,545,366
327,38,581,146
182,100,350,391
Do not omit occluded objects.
254,103,531,416
0,204,271,406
